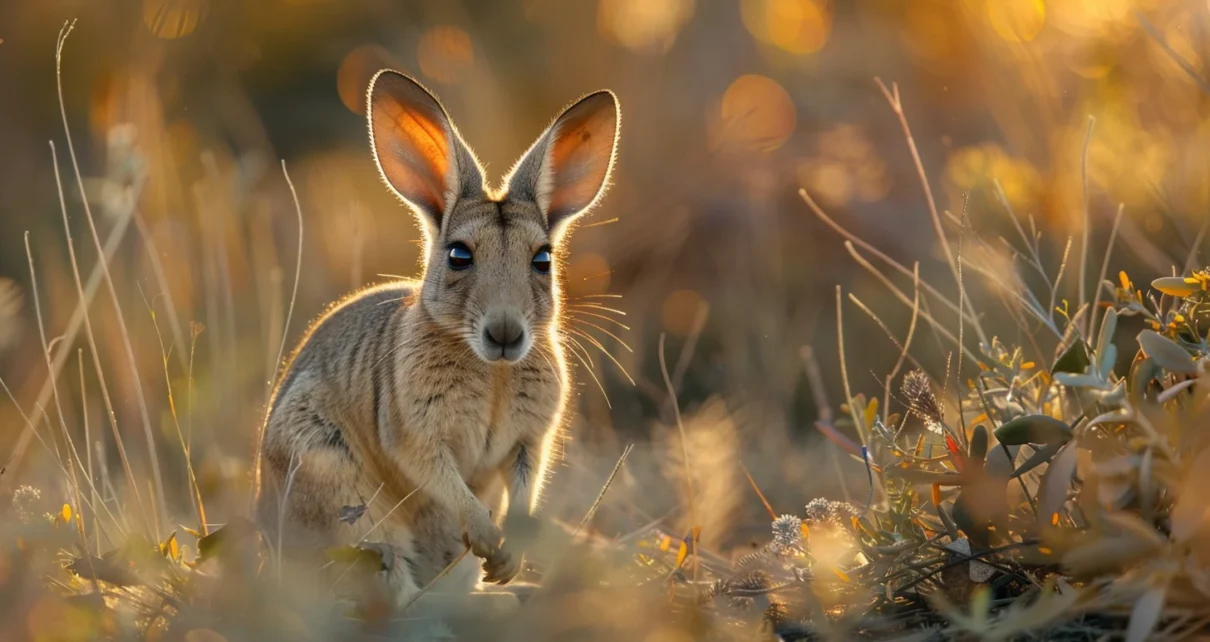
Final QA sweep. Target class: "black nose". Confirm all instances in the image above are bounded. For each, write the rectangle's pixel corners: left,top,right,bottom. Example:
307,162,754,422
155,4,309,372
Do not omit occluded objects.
484,318,525,351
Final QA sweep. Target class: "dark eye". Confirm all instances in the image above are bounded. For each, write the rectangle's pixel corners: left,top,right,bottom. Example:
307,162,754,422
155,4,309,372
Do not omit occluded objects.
448,243,473,270
532,247,552,274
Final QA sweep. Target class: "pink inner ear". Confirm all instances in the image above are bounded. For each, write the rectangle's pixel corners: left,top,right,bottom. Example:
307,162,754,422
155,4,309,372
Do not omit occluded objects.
546,98,616,218
372,80,451,216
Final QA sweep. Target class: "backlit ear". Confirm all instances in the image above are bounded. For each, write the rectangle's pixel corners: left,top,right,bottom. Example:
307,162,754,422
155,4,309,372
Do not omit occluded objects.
507,91,620,232
367,70,483,234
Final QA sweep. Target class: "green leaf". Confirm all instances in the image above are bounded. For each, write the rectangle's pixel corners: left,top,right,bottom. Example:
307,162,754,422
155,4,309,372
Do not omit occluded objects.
1052,340,1090,375
1062,534,1162,577
1151,276,1199,298
66,553,139,587
1053,372,1104,388
1010,442,1063,479
1098,344,1117,380
937,504,960,541
969,425,988,466
1037,442,1079,528
1129,357,1160,401
1126,584,1169,642
952,493,989,549
985,444,1020,480
1097,307,1118,359
994,415,1073,446
1137,330,1197,375
197,516,256,563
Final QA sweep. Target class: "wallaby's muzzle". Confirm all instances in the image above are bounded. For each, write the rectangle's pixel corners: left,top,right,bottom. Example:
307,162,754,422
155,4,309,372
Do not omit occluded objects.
481,313,528,362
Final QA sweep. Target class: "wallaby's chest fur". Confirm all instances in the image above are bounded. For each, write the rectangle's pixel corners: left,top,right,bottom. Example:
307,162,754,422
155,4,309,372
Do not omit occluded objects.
260,281,561,513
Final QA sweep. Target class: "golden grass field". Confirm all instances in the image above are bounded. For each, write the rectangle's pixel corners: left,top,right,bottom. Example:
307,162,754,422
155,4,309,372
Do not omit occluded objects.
1,1,1210,640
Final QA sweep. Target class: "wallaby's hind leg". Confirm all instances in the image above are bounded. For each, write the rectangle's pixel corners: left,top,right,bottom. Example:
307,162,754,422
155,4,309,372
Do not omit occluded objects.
258,437,425,607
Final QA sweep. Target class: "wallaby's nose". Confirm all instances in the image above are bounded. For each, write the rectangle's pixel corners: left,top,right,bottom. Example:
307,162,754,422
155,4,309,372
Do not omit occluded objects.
483,318,526,361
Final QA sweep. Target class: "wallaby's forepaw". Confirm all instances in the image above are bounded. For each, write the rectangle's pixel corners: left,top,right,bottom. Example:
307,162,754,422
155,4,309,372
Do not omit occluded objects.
462,508,505,561
481,544,521,584
461,507,520,584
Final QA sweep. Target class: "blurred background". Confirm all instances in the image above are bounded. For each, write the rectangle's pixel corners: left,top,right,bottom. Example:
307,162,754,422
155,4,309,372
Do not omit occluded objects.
1,0,1209,557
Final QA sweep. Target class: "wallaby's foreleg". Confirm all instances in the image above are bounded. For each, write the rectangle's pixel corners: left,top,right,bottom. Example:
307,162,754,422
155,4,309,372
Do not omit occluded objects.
486,440,540,584
387,438,508,574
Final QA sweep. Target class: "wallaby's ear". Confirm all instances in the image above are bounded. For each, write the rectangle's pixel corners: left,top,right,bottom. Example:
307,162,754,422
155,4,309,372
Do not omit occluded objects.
507,90,620,232
367,70,483,234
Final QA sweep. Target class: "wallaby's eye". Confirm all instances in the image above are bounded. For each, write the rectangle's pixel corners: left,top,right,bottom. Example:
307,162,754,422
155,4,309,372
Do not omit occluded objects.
448,243,473,270
532,247,553,274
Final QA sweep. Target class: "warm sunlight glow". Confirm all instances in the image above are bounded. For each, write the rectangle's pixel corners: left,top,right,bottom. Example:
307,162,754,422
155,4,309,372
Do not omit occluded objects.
986,0,1046,43
337,45,399,114
597,0,695,54
417,26,475,85
661,289,704,336
742,0,831,54
711,74,797,152
142,0,209,39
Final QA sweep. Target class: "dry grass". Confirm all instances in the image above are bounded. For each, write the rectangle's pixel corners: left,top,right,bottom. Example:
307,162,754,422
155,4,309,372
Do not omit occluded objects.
2,13,1210,642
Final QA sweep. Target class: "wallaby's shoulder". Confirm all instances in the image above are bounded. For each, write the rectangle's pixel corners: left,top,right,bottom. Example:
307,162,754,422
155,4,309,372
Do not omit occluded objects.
322,279,418,322
271,279,418,400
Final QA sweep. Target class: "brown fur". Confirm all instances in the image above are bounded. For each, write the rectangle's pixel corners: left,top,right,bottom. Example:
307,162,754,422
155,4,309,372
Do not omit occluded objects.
253,70,619,606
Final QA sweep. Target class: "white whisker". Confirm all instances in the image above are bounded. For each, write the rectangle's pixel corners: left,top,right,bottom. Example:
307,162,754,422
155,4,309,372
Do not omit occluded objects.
561,336,610,409
567,302,626,316
567,327,635,386
569,318,633,353
569,309,630,330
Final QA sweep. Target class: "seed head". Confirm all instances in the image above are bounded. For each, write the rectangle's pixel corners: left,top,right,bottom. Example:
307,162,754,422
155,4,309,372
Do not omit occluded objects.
902,369,944,433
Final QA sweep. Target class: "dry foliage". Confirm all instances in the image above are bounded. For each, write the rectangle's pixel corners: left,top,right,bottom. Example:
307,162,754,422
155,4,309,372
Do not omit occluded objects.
3,12,1210,642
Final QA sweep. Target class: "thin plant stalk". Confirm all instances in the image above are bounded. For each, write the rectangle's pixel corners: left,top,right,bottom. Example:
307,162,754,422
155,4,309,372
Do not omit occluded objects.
875,78,986,347
49,140,150,533
55,21,167,535
659,332,699,597
25,232,87,543
249,161,305,513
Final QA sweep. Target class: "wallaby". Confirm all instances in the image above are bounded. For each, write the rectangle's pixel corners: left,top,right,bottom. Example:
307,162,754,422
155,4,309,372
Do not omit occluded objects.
253,69,620,606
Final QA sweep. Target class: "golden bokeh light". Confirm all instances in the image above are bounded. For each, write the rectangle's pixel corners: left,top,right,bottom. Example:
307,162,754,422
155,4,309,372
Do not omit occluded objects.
337,44,401,115
986,0,1046,43
661,289,704,336
597,0,695,54
142,0,209,39
1047,0,1131,37
166,119,199,169
742,0,831,55
89,72,121,135
297,150,386,282
1065,40,1117,79
799,159,853,206
797,125,891,206
417,26,475,85
1074,107,1172,202
945,143,1042,211
711,74,797,152
900,2,966,68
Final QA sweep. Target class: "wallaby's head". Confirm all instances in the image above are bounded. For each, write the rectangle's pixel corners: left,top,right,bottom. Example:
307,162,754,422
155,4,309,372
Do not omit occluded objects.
367,70,619,364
